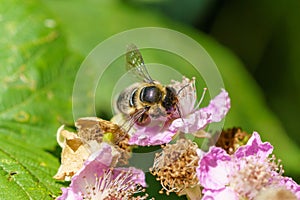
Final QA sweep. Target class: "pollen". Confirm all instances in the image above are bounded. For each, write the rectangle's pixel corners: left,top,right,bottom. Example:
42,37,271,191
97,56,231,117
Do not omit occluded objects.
231,154,283,199
150,138,199,195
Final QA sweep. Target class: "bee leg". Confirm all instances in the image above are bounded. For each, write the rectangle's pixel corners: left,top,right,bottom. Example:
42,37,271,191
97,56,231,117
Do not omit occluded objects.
136,113,151,126
175,104,185,123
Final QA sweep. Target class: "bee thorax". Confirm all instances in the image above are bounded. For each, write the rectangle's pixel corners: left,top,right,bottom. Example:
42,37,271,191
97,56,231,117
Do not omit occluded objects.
140,86,162,104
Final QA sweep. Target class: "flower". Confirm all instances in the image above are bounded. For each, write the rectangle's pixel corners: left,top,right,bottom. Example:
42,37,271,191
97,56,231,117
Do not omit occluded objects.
76,117,132,165
150,138,201,196
279,177,300,199
128,77,231,146
171,77,230,133
197,132,300,199
57,142,148,200
53,125,97,180
54,117,132,181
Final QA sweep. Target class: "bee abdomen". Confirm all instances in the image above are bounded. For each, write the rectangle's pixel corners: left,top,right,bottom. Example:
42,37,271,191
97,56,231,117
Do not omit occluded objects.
116,84,139,114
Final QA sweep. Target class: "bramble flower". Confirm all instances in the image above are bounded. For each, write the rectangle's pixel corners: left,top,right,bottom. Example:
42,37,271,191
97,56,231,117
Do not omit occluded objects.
197,132,300,199
128,77,231,146
57,142,148,200
76,117,132,165
54,125,105,180
54,117,132,180
170,78,230,133
150,138,201,197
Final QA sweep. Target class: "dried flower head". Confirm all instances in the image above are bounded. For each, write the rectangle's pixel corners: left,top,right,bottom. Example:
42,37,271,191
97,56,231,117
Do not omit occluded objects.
150,138,200,195
53,126,95,180
76,117,132,164
215,127,250,154
54,117,132,181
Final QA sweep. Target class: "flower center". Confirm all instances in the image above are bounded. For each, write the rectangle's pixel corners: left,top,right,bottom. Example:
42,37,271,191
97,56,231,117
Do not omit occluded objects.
231,154,283,199
150,138,199,195
80,168,148,200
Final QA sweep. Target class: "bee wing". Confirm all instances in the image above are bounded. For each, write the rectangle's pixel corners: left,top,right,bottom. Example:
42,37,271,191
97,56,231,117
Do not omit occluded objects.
126,44,154,83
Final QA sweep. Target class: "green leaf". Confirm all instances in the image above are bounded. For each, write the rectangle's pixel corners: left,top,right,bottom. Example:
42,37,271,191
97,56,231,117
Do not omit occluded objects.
0,0,77,149
0,134,61,199
0,0,81,199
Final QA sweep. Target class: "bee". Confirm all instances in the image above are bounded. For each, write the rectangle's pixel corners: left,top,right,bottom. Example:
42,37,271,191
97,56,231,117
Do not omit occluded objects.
115,44,180,126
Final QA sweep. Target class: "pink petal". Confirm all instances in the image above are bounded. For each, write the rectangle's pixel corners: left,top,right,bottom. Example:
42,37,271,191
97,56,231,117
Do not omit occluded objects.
197,147,232,190
202,187,239,200
57,143,147,199
201,89,231,122
170,109,211,133
114,167,146,187
128,124,176,146
57,188,82,200
70,143,115,193
280,176,300,199
235,132,273,160
169,89,230,133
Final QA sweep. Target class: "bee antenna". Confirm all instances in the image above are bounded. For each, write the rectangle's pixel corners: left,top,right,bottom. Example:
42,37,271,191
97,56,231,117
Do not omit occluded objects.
176,83,190,95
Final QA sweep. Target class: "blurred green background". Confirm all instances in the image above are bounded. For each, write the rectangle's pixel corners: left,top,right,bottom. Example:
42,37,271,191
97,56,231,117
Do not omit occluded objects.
1,0,300,199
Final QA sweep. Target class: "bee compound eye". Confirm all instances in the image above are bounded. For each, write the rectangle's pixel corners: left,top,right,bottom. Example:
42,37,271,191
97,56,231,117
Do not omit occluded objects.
140,86,162,104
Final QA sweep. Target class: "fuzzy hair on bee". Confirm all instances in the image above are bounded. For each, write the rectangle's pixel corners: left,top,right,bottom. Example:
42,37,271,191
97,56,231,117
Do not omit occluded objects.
114,44,180,126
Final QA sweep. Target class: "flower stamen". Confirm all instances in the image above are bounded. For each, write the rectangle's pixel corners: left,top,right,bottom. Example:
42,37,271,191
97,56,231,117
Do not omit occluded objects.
80,168,148,200
150,138,200,195
231,154,283,199
194,87,207,110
